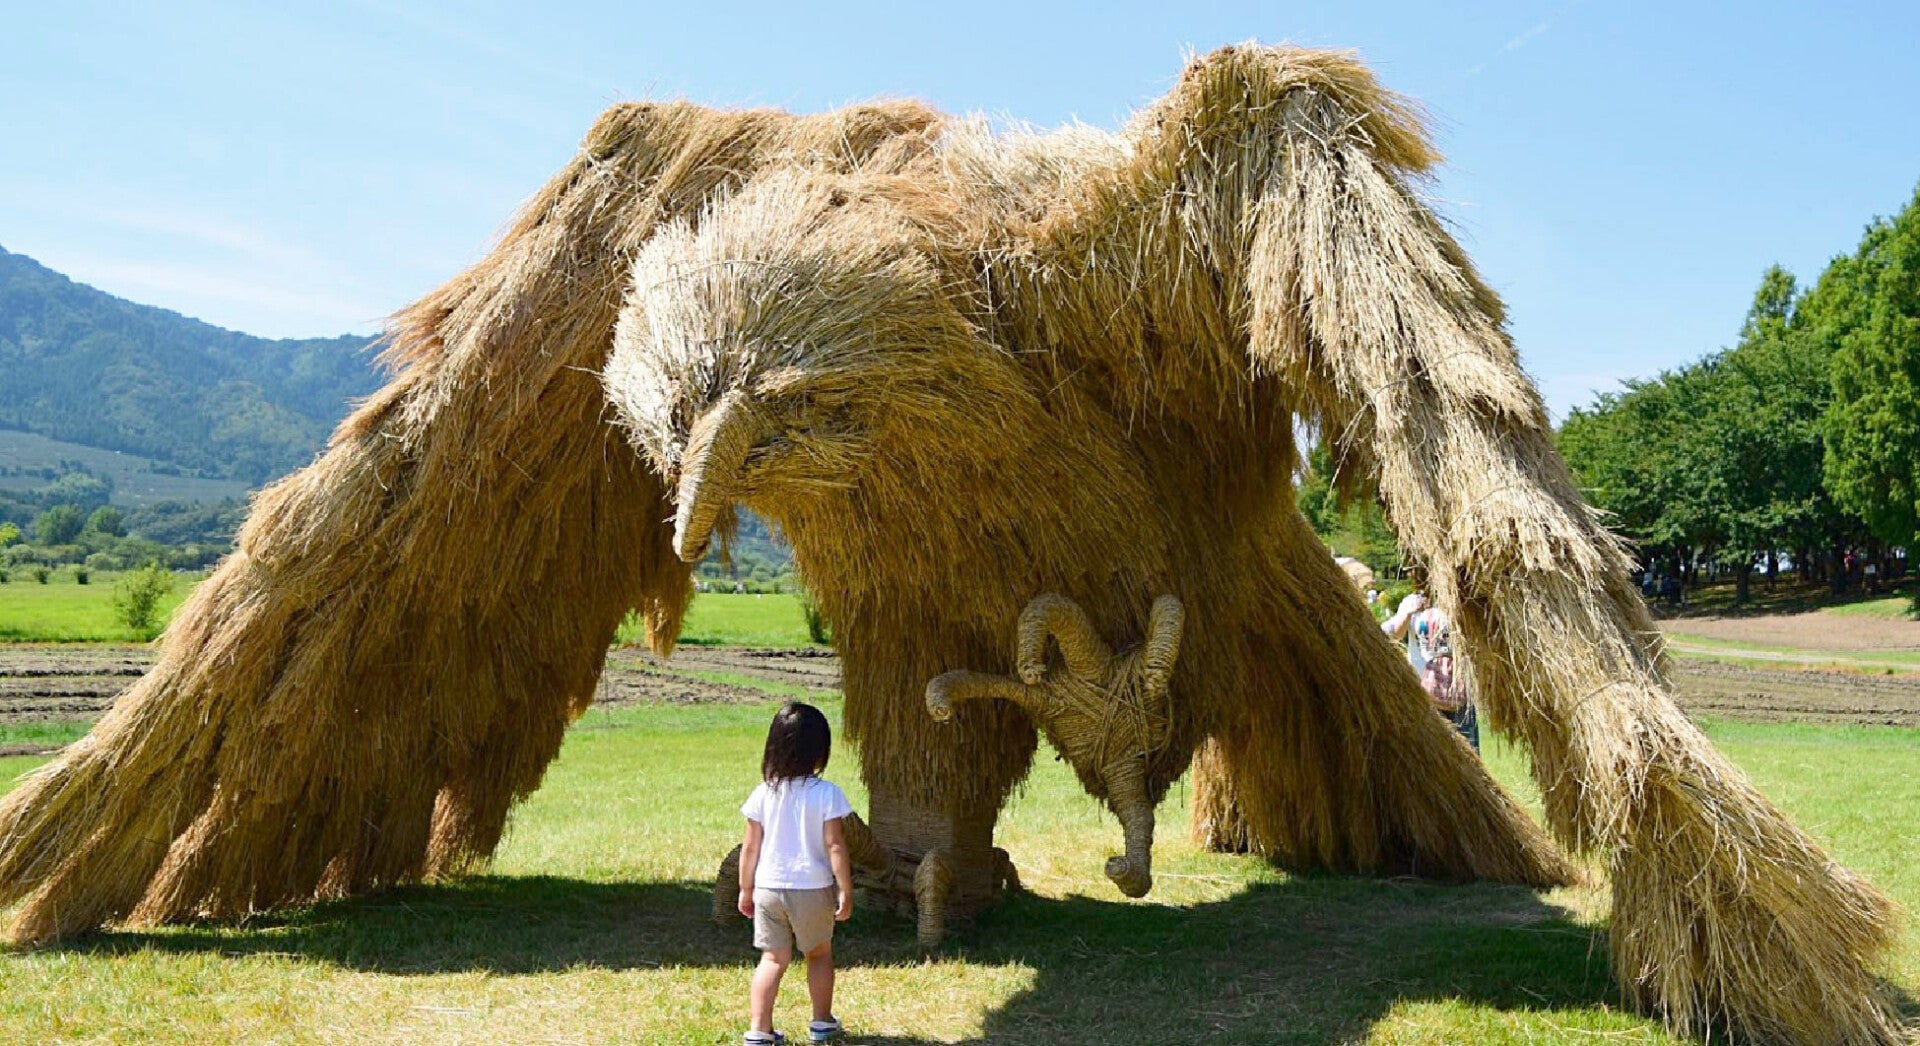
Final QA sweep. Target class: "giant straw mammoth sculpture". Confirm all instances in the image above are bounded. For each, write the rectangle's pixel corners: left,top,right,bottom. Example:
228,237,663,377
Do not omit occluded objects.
0,45,1901,1044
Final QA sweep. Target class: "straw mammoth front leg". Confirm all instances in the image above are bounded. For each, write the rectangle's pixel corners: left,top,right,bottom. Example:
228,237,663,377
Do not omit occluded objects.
1241,80,1907,1037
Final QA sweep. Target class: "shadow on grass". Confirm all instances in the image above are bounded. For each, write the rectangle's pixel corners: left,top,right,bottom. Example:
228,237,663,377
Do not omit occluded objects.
40,871,1653,1044
1651,575,1918,620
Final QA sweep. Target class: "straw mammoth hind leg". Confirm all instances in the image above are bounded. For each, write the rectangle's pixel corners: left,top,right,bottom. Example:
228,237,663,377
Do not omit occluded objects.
1184,517,1573,889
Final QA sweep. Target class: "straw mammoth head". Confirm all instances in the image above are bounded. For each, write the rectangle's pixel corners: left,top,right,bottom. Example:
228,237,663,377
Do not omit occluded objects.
604,170,988,562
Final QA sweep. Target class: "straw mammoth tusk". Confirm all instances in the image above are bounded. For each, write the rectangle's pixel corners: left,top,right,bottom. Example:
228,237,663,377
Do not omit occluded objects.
672,392,763,563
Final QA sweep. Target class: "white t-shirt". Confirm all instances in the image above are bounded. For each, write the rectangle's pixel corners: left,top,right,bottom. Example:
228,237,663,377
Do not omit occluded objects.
740,776,854,890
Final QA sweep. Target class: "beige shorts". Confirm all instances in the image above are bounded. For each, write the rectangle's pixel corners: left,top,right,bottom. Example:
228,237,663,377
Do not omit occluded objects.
752,886,837,954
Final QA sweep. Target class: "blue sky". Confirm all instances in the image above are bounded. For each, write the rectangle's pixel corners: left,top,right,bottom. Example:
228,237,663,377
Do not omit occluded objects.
2,1,1916,417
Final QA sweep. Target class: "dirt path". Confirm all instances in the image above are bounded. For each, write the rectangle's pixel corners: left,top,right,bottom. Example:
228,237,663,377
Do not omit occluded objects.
1664,641,1920,673
647,645,841,691
1662,611,1920,652
4,643,1913,757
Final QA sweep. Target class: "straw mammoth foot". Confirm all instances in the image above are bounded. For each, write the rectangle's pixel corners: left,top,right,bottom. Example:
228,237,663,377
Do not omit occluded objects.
861,844,1020,948
711,829,1019,948
1608,803,1904,1044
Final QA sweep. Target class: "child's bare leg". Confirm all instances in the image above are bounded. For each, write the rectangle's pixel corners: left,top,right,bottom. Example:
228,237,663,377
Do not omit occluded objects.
750,948,792,1033
804,940,835,1023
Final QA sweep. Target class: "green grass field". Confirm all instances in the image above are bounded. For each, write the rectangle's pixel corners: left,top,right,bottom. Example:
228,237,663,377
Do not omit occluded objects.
1827,593,1920,620
0,577,813,647
0,689,1913,1044
653,592,817,648
0,570,197,642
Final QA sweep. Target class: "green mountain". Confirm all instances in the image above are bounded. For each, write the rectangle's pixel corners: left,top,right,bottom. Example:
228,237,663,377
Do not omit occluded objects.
0,245,383,484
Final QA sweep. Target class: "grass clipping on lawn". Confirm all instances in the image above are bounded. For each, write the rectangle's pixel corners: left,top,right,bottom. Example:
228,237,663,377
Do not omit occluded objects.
0,44,1906,1045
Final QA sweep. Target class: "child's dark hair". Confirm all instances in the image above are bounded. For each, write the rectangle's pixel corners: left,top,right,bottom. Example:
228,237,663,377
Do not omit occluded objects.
762,702,831,783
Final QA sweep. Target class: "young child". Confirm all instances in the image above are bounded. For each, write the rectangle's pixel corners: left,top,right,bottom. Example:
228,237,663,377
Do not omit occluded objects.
738,702,854,1045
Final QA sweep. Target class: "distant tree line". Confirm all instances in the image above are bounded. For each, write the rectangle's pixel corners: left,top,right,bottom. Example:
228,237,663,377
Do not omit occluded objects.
0,467,244,573
694,510,798,592
1558,187,1920,602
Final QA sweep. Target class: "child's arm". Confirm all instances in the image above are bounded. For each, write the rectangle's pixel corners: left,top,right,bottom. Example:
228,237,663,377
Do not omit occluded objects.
738,819,764,919
823,816,854,921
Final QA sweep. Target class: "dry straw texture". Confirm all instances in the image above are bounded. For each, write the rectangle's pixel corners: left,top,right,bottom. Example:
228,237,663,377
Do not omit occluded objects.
0,44,1900,1044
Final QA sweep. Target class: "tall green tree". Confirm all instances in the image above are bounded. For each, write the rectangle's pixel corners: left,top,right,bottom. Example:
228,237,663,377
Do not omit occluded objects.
84,505,126,538
1822,187,1920,549
34,503,83,545
1560,264,1865,602
1710,267,1855,600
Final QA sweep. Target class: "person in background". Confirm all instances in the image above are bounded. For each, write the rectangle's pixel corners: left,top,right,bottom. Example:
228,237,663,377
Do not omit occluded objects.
1382,592,1479,750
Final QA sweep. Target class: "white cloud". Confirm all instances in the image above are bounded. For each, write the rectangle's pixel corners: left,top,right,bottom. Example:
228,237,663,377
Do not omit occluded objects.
41,253,387,335
1466,0,1586,78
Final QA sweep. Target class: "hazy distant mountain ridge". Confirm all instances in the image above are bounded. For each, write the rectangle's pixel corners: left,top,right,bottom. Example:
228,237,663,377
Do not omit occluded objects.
0,246,383,483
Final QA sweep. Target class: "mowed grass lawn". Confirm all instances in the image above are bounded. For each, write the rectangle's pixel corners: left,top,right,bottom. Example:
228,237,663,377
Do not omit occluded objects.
0,696,1914,1045
0,575,813,647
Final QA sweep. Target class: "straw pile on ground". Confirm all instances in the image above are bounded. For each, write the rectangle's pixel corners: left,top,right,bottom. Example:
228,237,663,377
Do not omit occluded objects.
0,44,1900,1044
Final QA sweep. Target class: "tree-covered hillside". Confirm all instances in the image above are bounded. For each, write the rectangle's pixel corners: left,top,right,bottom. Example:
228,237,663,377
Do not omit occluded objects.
0,246,382,483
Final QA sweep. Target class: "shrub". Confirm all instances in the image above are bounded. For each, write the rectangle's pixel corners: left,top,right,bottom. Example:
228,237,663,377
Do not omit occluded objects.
113,563,175,639
74,567,90,585
0,568,9,583
799,591,832,645
32,567,51,584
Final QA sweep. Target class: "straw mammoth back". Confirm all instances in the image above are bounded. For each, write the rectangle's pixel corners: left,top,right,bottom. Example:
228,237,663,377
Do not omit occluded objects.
0,45,1902,1045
